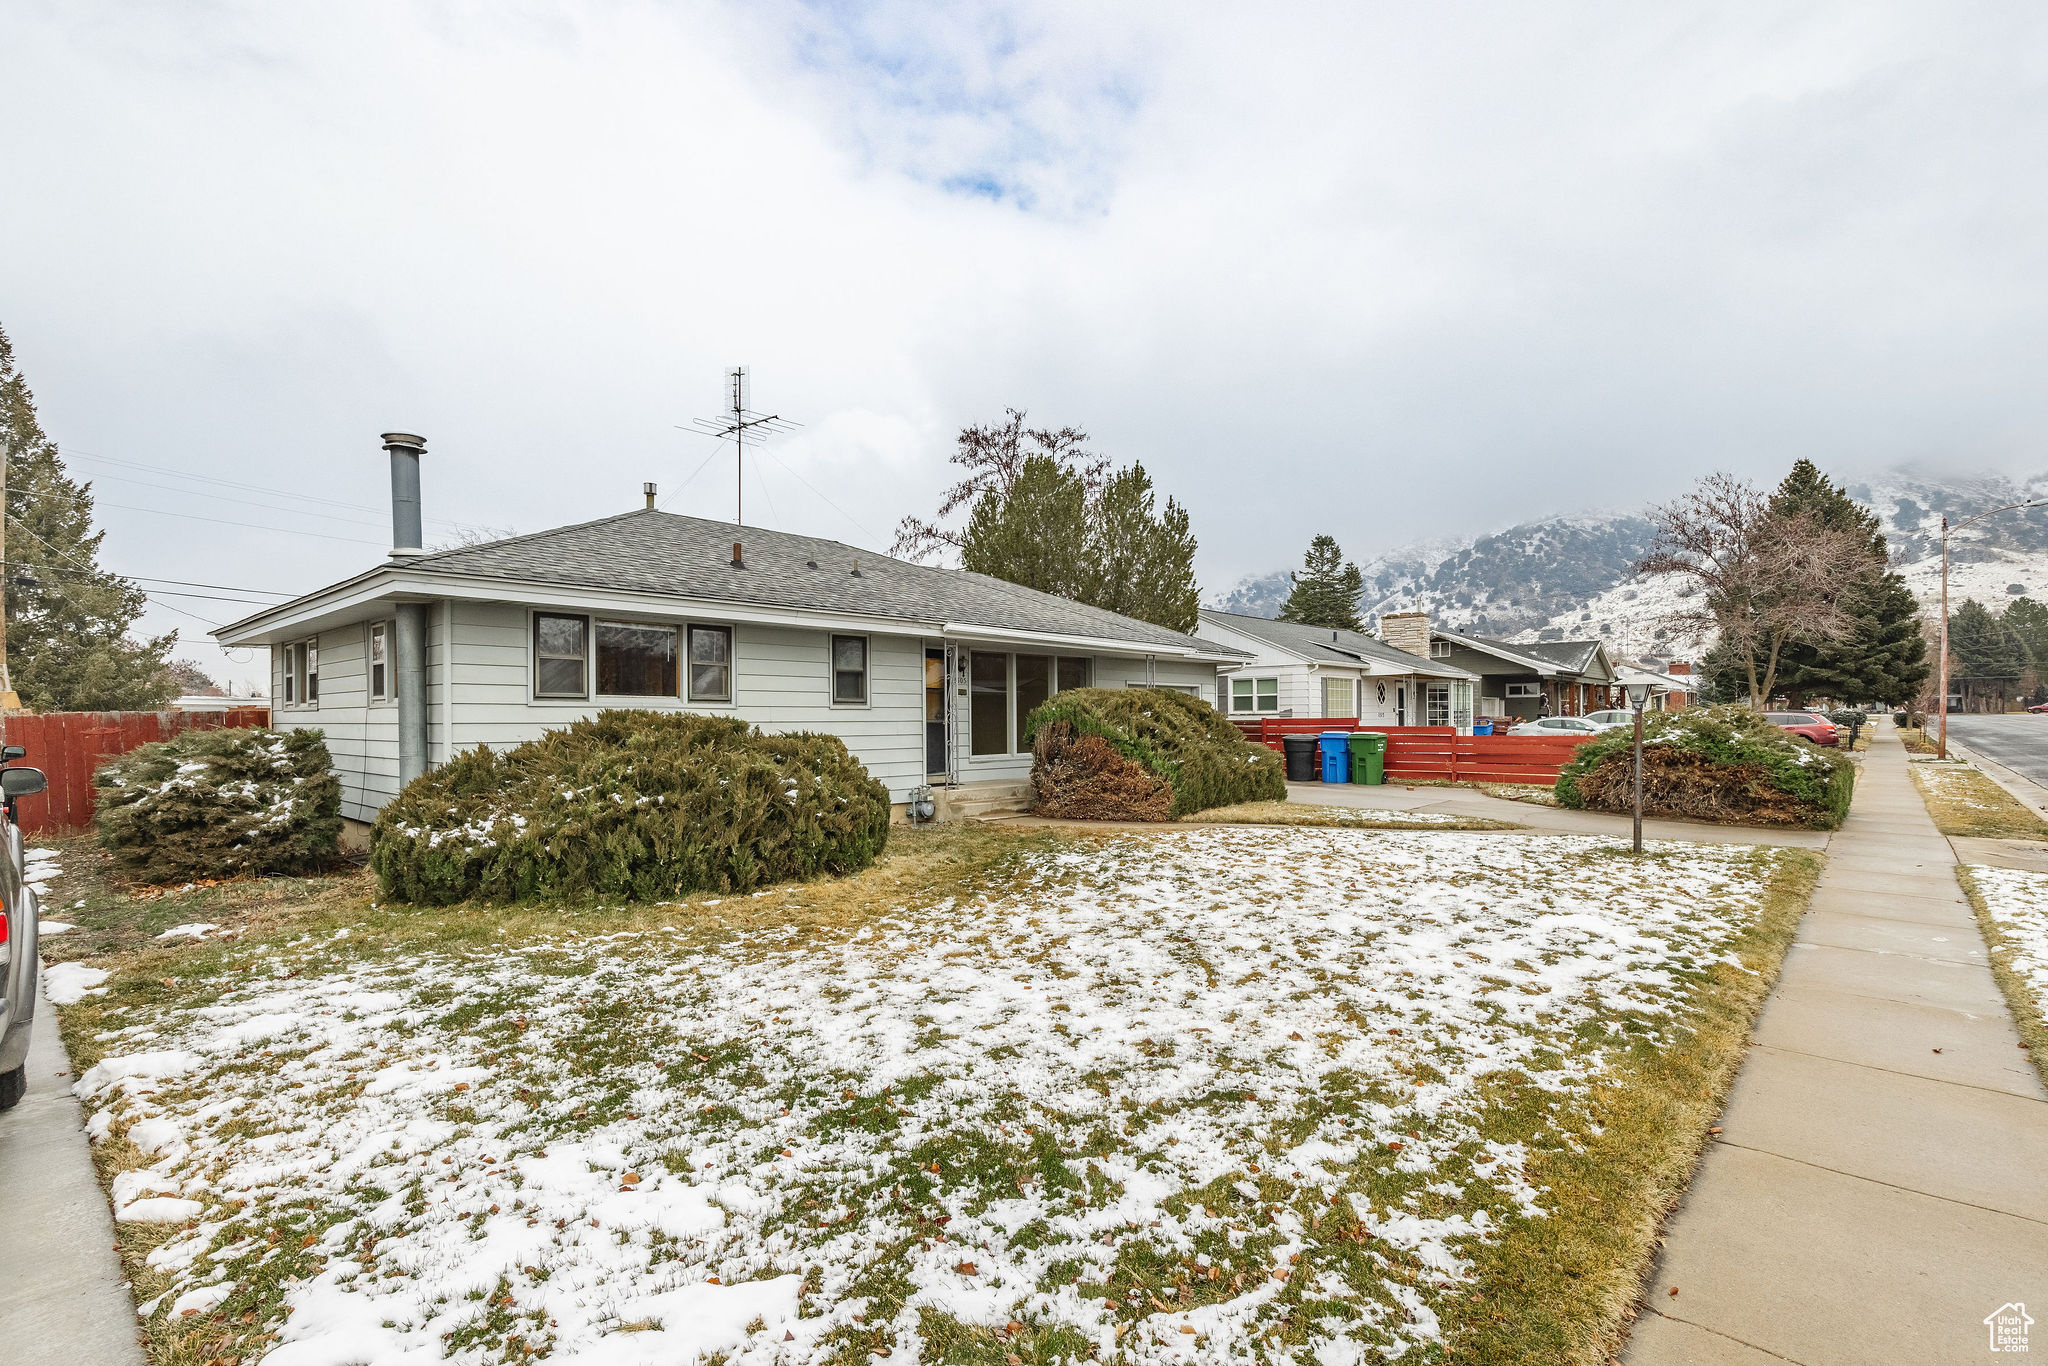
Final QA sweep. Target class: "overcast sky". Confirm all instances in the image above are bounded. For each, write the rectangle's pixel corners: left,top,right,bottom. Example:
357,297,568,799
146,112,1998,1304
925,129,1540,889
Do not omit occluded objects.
5,2,2047,687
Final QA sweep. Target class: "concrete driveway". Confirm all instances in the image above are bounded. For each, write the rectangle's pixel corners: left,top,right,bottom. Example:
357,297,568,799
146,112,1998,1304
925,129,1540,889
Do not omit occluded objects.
1283,780,1833,848
0,979,145,1366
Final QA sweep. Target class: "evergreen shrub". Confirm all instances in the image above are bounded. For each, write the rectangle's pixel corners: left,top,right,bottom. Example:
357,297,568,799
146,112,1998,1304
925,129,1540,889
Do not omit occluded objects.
1021,687,1285,820
370,710,890,905
1555,704,1854,830
94,727,342,881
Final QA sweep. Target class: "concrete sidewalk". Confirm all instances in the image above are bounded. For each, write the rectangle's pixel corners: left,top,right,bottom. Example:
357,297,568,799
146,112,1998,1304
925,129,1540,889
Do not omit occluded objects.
0,978,146,1366
1625,726,2048,1365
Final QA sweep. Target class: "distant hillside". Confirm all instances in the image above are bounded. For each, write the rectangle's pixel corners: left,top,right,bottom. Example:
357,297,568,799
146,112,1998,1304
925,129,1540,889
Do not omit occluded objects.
1209,467,2048,661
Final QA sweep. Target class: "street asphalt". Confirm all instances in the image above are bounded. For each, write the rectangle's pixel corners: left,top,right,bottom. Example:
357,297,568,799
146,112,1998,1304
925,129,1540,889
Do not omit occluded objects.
1942,713,2048,786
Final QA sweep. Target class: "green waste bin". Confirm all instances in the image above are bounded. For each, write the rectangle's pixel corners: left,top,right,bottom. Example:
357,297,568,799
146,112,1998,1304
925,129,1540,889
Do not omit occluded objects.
1349,731,1387,785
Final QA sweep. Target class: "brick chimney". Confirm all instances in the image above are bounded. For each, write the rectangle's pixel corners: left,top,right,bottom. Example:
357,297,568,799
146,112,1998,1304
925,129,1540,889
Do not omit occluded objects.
1380,610,1432,659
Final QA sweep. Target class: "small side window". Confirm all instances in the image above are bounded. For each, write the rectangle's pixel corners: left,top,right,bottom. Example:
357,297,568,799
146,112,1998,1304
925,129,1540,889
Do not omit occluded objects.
534,614,589,698
369,622,389,701
831,635,868,704
304,640,319,703
687,625,733,703
1255,678,1279,713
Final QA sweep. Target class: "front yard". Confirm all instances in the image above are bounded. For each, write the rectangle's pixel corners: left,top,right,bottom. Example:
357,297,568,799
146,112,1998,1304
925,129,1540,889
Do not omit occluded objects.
40,821,1816,1366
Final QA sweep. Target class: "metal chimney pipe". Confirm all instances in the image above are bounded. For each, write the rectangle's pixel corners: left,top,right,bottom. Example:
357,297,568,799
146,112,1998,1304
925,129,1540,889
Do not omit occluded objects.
381,432,427,558
644,482,657,510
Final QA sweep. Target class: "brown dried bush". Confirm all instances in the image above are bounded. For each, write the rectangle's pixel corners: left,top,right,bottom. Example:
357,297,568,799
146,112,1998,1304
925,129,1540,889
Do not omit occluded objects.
1566,746,1819,827
1030,720,1174,822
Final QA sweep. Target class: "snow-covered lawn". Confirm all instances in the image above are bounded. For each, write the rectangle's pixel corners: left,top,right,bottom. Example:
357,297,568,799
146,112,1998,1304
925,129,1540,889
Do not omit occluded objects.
69,828,1797,1365
1182,803,1516,832
1959,865,2048,1067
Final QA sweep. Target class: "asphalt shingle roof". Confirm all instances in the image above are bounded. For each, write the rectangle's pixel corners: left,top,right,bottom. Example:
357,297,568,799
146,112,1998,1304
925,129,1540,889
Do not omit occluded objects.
1198,610,1474,678
397,509,1236,655
1489,639,1604,674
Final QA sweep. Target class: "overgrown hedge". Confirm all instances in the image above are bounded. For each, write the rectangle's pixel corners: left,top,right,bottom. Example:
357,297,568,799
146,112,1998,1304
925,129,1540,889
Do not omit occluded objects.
94,727,342,882
370,710,890,904
1021,687,1285,820
1556,704,1854,830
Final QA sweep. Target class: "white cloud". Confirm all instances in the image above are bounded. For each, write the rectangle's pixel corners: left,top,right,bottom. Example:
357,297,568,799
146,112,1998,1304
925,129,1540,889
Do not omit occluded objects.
3,1,2046,685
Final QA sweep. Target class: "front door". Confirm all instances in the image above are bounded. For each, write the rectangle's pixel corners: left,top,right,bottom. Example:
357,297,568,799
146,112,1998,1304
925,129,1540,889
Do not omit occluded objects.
1395,684,1407,727
925,647,948,776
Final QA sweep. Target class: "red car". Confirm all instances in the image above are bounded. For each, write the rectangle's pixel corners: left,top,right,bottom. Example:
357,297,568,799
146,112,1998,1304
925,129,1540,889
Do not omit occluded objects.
1765,711,1840,745
2029,702,2048,714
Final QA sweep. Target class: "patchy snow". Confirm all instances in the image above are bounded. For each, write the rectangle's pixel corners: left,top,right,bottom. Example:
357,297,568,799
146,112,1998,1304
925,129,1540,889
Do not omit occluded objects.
157,922,222,941
24,846,60,896
43,960,109,1004
74,828,1784,1363
1965,865,2048,1024
37,920,76,936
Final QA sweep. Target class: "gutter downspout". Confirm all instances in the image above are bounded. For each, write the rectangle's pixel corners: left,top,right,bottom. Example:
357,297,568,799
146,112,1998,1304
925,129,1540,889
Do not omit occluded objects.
382,433,431,788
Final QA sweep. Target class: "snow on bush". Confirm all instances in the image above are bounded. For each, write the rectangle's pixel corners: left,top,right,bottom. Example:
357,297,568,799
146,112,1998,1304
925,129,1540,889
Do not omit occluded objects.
1023,687,1286,819
77,827,1789,1363
1556,704,1854,829
94,727,341,882
370,710,891,905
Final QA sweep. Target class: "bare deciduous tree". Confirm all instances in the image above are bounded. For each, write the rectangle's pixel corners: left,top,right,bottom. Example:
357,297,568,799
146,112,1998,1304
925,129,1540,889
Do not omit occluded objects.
891,408,1106,562
1638,472,1867,707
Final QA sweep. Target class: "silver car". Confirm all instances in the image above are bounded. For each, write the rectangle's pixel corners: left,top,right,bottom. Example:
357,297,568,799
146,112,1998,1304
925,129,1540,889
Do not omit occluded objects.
1506,715,1614,737
0,753,50,1110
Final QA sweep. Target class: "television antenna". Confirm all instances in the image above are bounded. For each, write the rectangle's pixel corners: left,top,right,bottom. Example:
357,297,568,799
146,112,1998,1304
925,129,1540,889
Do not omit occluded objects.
680,367,801,525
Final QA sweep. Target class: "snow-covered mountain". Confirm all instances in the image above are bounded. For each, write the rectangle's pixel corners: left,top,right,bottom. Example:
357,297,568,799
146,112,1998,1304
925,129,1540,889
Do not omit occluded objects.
1209,468,2048,661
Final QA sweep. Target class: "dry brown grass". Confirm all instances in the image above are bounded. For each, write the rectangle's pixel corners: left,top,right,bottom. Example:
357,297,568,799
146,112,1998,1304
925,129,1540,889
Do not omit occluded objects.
1954,866,2048,1091
1908,762,2048,841
1897,725,1937,754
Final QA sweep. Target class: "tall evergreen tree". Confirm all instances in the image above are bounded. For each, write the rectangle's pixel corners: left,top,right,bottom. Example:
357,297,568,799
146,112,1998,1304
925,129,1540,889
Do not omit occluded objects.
957,451,1203,633
2003,596,2048,666
1761,459,1927,705
1947,599,2027,680
1276,535,1365,631
1,324,175,710
1085,463,1200,633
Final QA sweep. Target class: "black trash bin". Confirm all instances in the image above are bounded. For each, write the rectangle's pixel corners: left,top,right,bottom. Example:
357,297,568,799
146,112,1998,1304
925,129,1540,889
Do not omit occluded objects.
1282,733,1319,782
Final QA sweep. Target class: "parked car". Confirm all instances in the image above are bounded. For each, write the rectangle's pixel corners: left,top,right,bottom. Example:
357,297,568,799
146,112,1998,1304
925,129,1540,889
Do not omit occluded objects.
1507,715,1611,737
0,747,49,1111
1764,711,1840,746
2028,702,2048,714
1581,709,1642,730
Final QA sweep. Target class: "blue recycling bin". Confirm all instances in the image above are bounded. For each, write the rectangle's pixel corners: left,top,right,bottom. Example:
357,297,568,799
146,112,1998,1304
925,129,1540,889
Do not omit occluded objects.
1318,731,1351,784
1472,720,1494,736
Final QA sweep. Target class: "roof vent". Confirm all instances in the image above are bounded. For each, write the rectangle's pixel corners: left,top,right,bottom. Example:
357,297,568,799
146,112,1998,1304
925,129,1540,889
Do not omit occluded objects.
805,558,818,569
850,559,862,578
644,482,657,510
731,541,745,568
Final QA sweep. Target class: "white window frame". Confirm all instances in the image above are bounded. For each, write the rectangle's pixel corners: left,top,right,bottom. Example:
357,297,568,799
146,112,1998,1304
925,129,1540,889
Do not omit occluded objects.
1505,682,1542,699
532,611,591,700
830,634,870,707
686,624,734,704
1425,682,1451,727
282,638,319,708
1430,640,1452,658
1322,676,1355,718
368,621,392,703
1232,677,1281,713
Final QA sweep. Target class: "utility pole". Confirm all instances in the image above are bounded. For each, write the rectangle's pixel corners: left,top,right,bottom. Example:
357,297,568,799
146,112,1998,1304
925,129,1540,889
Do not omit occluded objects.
688,368,799,526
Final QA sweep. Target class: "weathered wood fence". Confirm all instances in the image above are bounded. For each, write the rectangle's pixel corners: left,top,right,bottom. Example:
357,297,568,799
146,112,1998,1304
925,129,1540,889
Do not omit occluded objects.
0,707,272,834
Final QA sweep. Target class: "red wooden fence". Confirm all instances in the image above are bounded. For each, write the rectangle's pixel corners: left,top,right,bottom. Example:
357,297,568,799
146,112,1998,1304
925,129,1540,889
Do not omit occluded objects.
1234,719,1592,786
0,707,271,834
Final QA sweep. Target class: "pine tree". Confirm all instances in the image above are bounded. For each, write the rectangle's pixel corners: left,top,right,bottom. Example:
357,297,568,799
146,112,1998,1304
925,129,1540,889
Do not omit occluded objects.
1762,460,1927,705
952,435,1204,634
1277,535,1365,631
1,324,176,710
1948,599,2027,680
2003,597,2048,666
1085,464,1200,633
959,455,1089,601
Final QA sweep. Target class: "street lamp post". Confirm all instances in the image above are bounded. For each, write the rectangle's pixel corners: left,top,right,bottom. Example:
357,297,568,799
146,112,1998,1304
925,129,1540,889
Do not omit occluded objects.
1939,500,2043,759
1626,680,1654,854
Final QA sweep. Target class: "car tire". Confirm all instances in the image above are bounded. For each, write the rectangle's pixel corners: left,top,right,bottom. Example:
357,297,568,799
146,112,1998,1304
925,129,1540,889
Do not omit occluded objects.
0,1062,26,1111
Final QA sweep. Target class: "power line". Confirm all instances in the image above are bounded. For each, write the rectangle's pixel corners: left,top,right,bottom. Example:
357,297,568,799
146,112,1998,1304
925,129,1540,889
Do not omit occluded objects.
91,501,390,547
5,514,227,630
757,444,879,544
66,447,474,528
23,472,390,532
0,559,289,599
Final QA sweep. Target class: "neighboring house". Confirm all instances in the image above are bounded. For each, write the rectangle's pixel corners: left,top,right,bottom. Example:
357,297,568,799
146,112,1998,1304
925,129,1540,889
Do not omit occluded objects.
1418,619,1620,721
1197,610,1480,733
1613,659,1696,711
216,437,1245,824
